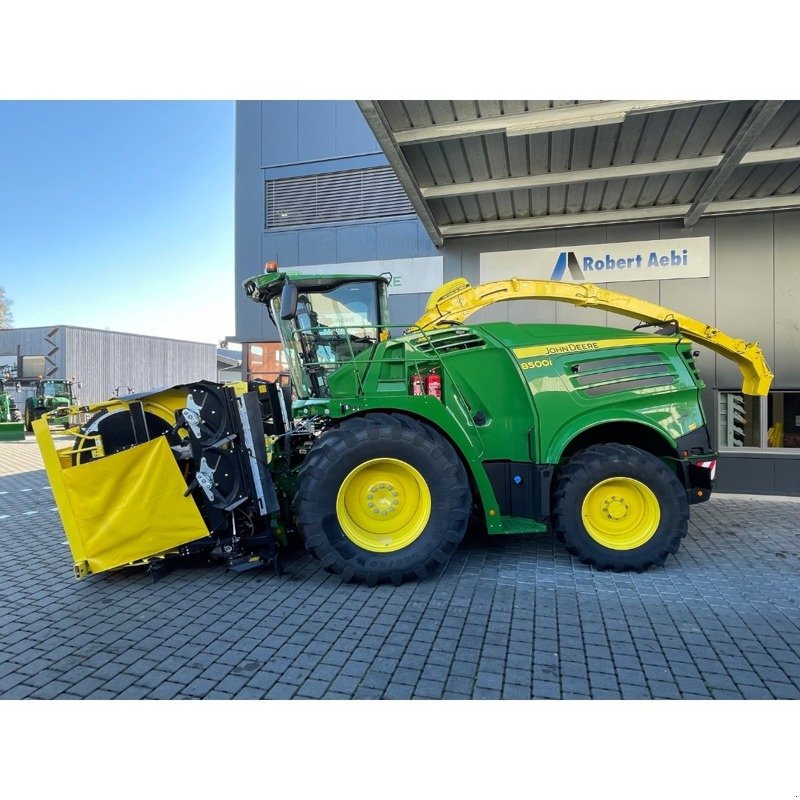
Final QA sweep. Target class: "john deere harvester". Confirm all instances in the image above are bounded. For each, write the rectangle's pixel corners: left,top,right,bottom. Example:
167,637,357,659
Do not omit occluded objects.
35,270,772,584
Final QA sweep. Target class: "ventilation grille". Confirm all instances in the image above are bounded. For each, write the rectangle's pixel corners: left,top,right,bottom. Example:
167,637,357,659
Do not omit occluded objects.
568,353,676,397
407,328,487,355
266,166,415,229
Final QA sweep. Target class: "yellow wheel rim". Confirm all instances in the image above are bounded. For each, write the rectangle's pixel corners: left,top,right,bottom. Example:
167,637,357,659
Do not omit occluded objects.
581,477,661,551
336,458,431,553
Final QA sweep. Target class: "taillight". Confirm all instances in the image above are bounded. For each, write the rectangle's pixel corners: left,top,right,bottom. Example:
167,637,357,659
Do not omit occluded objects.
697,459,717,480
425,373,441,400
410,374,424,395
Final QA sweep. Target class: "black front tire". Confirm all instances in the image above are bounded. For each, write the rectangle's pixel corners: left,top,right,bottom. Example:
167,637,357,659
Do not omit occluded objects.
551,443,689,572
24,402,35,432
294,413,471,585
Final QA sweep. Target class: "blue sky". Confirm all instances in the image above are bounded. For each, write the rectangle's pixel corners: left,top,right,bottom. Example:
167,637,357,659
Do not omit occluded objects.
0,101,236,344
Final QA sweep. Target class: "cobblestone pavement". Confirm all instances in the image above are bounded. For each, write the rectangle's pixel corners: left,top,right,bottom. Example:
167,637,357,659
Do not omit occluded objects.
1,435,799,700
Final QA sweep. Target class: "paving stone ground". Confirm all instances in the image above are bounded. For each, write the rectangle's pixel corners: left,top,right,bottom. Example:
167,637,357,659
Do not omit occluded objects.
1,435,799,700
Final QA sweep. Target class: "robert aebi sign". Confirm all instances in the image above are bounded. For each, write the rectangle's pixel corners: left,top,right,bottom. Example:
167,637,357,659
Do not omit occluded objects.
481,237,711,284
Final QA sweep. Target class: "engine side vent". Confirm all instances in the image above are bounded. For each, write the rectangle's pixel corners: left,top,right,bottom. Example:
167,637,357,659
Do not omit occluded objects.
266,166,415,229
568,352,677,397
408,328,487,355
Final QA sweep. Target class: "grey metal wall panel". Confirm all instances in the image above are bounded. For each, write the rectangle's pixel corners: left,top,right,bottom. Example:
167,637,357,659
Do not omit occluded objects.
0,327,67,377
658,218,718,393
714,214,775,391
335,102,381,155
715,454,776,494
773,210,800,388
773,455,800,495
336,225,377,263
262,230,300,268
236,101,268,343
508,300,553,325
64,328,216,405
262,101,382,166
0,327,214,406
298,102,337,162
469,302,508,325
298,227,337,266
458,235,492,284
389,294,424,333
416,223,440,258
261,101,298,166
443,239,464,283
376,220,423,260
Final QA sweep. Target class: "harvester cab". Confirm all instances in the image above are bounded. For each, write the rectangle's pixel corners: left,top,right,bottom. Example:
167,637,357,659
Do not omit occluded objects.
244,271,390,399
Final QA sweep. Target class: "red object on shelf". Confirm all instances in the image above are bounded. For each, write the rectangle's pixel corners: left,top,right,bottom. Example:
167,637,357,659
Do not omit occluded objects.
410,374,424,395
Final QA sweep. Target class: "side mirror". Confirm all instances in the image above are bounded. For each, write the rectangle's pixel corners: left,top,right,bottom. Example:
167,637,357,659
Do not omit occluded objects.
280,282,298,321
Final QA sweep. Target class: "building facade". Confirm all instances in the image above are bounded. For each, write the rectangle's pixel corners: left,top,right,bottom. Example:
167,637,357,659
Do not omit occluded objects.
234,101,440,382
0,325,217,405
234,100,800,495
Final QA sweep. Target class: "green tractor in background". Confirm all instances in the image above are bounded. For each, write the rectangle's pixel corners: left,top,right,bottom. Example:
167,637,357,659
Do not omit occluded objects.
0,381,24,441
24,379,76,432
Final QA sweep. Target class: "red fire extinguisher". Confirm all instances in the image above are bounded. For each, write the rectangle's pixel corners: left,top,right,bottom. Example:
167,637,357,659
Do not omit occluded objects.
410,374,424,395
425,372,441,400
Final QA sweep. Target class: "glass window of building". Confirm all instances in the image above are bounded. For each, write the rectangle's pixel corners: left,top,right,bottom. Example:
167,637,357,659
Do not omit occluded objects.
247,343,287,382
718,390,800,449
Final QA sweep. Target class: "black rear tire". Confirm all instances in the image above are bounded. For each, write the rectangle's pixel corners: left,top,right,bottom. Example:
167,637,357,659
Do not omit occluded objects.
294,413,471,585
551,443,689,572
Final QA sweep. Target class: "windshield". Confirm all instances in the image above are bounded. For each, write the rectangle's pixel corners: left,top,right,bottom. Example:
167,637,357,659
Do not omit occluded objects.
272,281,382,399
42,380,71,397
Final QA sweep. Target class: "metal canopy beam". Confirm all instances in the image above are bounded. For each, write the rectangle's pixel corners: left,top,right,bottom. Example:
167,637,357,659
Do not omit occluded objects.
683,101,784,228
392,101,715,145
419,145,800,200
357,100,444,247
439,194,800,238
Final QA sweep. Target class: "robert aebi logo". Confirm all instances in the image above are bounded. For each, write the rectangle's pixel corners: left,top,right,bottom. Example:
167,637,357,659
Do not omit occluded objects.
550,248,690,281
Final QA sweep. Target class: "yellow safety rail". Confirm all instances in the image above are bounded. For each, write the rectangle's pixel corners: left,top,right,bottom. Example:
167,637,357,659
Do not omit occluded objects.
414,278,773,396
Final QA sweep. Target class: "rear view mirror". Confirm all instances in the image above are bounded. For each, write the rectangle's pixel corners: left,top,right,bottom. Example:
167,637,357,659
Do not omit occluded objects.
280,282,298,321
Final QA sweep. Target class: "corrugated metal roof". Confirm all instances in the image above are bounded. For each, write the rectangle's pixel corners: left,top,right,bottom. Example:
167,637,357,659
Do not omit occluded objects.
358,101,800,245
